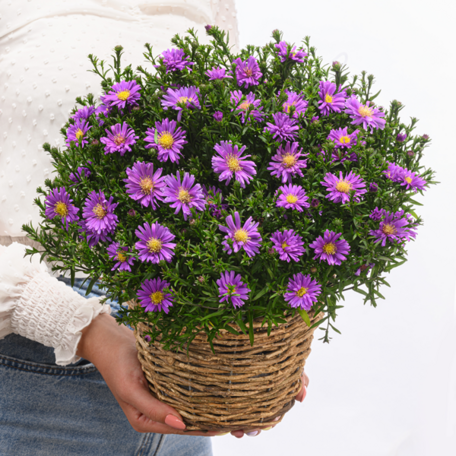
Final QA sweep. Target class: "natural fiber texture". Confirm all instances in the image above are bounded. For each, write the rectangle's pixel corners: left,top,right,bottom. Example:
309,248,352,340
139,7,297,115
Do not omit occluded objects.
132,304,321,432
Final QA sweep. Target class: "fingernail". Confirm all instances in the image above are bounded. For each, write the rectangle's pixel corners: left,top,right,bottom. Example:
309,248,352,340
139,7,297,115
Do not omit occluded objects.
297,384,307,403
273,416,281,421
246,430,259,437
263,427,272,431
165,414,186,430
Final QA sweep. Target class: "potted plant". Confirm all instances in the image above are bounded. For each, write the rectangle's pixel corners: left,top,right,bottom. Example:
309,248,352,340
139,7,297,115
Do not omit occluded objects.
24,26,434,432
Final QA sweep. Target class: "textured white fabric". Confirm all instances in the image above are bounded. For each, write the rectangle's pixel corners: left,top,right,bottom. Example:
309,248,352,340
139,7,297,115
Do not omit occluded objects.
0,242,111,365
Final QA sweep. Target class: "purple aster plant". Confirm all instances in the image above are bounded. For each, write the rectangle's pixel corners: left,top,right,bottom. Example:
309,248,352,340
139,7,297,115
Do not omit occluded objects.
284,273,322,311
276,184,310,212
95,104,110,126
66,119,91,148
219,211,262,257
233,56,262,88
384,162,405,182
369,182,378,192
213,111,223,122
163,172,207,220
161,86,201,113
281,90,308,118
106,242,135,272
268,141,307,183
100,122,139,156
230,90,264,123
144,118,187,163
321,171,367,204
216,271,251,308
135,222,176,263
399,169,427,192
345,96,386,132
78,220,112,247
206,67,233,80
327,127,359,149
396,132,407,142
271,229,305,262
157,48,194,73
309,230,351,266
275,41,307,63
137,278,174,313
212,141,257,188
264,113,299,142
102,80,141,110
317,81,347,116
45,187,79,229
124,161,166,209
69,164,91,185
72,106,95,121
369,207,386,221
369,210,417,246
82,190,118,235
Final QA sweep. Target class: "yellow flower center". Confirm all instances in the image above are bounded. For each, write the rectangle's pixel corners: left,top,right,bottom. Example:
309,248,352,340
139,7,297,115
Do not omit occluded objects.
234,229,249,243
75,129,84,140
239,101,250,110
281,242,288,250
296,287,308,297
358,105,373,118
405,177,412,184
158,132,174,149
178,188,192,204
283,101,296,113
282,154,297,168
114,134,125,146
336,180,352,193
55,201,69,217
325,94,333,103
150,291,164,304
92,203,107,219
339,135,351,144
147,238,162,253
117,251,127,262
382,224,397,235
139,177,154,195
227,156,242,172
322,242,337,255
117,90,130,101
286,194,298,204
245,69,253,77
178,96,192,104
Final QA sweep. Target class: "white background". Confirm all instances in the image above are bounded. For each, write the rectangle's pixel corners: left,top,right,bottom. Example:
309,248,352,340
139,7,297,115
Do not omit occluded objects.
213,1,456,455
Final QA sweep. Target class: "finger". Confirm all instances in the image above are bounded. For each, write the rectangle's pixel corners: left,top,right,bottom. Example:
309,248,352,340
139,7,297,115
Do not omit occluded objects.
303,371,310,388
295,372,309,402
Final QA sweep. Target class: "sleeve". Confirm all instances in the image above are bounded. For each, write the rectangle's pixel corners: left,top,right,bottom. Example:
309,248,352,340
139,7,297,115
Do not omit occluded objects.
0,242,111,366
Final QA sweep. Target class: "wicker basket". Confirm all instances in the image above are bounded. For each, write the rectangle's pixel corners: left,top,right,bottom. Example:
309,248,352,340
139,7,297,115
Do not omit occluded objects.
133,304,321,432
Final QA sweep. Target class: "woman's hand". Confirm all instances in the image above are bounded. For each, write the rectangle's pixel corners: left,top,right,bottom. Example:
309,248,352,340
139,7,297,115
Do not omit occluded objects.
77,313,221,436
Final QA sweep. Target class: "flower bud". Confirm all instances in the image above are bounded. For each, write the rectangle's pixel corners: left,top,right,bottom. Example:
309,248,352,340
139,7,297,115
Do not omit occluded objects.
189,218,197,226
205,25,213,32
311,198,320,208
310,267,317,274
132,106,140,111
197,276,205,284
268,247,276,255
213,111,223,122
396,133,407,142
127,209,136,217
421,134,430,141
91,139,99,146
114,45,123,52
407,150,414,157
369,182,378,192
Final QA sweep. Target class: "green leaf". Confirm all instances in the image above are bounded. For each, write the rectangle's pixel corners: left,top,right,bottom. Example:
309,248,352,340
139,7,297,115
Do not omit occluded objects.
85,275,99,296
237,315,248,334
252,286,269,301
297,308,311,327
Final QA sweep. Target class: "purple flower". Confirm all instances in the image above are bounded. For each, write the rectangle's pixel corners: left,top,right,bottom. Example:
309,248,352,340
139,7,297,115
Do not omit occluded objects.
216,271,250,308
161,86,201,119
400,169,427,192
268,142,307,183
144,118,187,163
321,171,367,204
135,222,176,263
205,25,212,32
271,229,305,262
213,111,223,122
276,184,309,212
45,187,79,228
345,96,386,131
230,90,264,123
212,141,256,188
275,41,307,63
355,263,375,276
281,90,308,118
369,210,417,246
311,116,319,123
95,104,110,125
311,198,320,208
124,161,166,209
72,106,95,121
384,162,405,182
66,119,91,148
137,278,174,313
264,113,299,142
219,211,262,257
78,220,112,247
157,48,194,73
69,165,91,185
327,127,359,149
233,56,262,88
284,273,321,311
100,122,139,156
309,230,351,266
107,242,135,272
369,182,378,192
317,81,347,116
206,67,233,80
163,172,207,220
102,80,141,110
369,207,386,221
396,133,407,142
82,191,118,235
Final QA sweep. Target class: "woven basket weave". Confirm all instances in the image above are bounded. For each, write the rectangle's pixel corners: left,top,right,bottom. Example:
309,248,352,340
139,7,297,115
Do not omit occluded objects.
133,304,321,432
